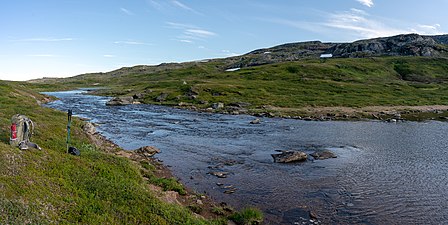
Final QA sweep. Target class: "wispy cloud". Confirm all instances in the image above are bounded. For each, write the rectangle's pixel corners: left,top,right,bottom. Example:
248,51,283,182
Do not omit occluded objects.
263,8,443,41
324,8,407,38
120,8,134,16
113,40,152,46
148,0,163,11
166,22,217,43
13,38,74,42
171,0,192,11
103,54,116,58
221,50,239,57
411,24,444,35
357,0,374,7
185,29,216,38
170,0,202,15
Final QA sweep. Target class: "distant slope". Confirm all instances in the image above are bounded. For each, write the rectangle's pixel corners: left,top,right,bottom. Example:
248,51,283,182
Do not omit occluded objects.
28,33,448,119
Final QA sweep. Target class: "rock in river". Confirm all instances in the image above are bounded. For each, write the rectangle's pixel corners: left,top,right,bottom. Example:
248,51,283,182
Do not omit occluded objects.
310,150,337,160
272,150,308,163
106,96,135,106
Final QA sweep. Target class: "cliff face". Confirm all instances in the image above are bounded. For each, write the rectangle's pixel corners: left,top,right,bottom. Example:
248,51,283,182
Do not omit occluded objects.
227,34,448,69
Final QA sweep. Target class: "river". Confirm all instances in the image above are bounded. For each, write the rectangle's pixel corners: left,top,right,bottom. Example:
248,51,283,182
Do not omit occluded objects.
43,90,448,224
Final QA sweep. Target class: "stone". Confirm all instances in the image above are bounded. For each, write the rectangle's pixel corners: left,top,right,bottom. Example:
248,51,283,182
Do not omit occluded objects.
134,146,161,157
82,122,96,135
310,150,337,160
132,93,144,99
209,171,229,178
250,118,261,124
106,96,134,106
211,102,224,109
272,150,308,163
155,93,169,102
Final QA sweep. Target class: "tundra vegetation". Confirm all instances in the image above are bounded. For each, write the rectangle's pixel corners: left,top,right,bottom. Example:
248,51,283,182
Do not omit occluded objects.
0,80,239,224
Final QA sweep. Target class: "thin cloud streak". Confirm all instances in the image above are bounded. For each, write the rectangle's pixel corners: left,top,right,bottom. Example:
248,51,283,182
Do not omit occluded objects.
120,8,134,16
113,41,152,46
13,38,74,42
412,24,444,35
324,9,407,38
170,0,202,15
357,0,374,7
185,29,216,38
166,22,217,43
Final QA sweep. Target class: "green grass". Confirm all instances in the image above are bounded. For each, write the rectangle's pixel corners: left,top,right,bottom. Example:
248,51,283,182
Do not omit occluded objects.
228,207,263,225
26,57,448,117
0,80,225,224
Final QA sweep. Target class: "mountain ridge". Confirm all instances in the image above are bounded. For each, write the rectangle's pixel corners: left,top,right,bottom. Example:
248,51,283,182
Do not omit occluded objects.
226,33,448,68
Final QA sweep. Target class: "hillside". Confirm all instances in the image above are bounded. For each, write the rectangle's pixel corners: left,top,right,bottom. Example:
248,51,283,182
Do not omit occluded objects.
0,80,231,224
28,33,448,120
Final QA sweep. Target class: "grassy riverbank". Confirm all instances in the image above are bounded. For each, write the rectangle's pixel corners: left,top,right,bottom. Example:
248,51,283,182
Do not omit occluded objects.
27,56,448,119
0,80,236,224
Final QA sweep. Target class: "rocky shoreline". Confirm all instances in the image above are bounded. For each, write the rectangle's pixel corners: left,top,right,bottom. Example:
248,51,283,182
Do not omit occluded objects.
105,96,448,122
81,121,237,222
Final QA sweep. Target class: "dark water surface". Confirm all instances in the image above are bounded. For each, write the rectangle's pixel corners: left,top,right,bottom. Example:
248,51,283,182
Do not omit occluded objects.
44,90,448,224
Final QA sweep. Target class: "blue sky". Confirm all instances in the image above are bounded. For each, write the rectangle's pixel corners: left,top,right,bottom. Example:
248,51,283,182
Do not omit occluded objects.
1,0,446,81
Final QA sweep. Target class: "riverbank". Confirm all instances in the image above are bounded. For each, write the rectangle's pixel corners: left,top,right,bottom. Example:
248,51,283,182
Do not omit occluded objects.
81,121,239,222
129,97,448,122
0,80,240,224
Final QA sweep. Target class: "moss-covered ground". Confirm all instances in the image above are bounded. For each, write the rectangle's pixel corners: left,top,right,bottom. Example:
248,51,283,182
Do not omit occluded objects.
0,80,229,224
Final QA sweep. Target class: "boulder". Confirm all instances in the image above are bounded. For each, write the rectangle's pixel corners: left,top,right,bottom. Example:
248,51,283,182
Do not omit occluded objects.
211,102,224,109
209,171,229,178
82,122,96,135
106,96,134,106
310,150,337,160
132,93,145,99
155,93,169,102
272,150,308,163
134,146,161,157
250,118,261,124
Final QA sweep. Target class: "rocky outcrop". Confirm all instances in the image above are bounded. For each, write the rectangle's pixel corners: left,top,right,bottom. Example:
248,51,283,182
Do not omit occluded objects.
106,96,135,106
328,34,442,58
226,34,448,69
272,150,308,163
310,150,337,160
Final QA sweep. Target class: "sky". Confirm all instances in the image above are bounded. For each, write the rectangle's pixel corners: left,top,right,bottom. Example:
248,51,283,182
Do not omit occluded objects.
1,0,447,81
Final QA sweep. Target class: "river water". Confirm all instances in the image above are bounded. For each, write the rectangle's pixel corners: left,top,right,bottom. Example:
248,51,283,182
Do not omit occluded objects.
43,90,448,224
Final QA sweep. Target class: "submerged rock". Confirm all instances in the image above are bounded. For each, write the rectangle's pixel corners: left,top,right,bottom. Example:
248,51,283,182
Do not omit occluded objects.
272,150,308,163
209,171,229,178
250,118,261,124
310,150,337,160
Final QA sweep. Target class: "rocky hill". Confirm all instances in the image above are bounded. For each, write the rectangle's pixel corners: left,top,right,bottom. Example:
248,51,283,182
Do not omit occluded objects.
225,34,448,69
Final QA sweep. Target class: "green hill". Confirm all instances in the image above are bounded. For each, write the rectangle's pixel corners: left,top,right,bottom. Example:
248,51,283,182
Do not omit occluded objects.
29,56,448,120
